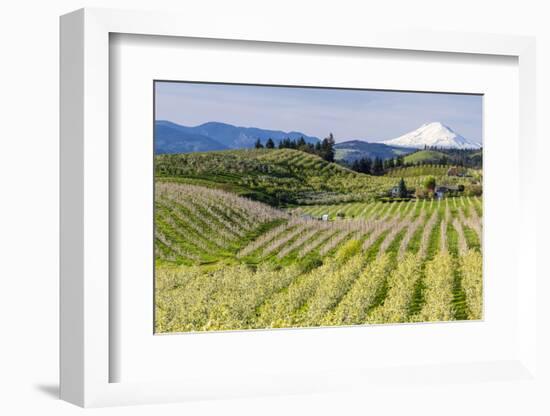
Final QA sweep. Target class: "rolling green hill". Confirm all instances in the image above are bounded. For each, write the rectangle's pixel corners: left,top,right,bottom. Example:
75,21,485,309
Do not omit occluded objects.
403,150,448,164
386,164,451,178
155,148,394,205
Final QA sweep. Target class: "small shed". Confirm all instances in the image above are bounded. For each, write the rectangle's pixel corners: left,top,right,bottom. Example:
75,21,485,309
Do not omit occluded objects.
321,214,329,221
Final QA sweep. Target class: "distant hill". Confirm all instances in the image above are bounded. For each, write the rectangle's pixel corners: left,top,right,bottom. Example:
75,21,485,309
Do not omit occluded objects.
155,120,320,154
334,140,415,162
403,150,449,164
155,122,229,153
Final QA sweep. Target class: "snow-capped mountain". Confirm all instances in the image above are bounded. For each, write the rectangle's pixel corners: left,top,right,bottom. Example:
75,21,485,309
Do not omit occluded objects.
381,122,481,149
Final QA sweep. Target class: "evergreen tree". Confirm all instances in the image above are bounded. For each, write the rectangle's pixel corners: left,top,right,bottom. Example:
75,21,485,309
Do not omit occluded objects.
254,138,264,149
327,133,335,162
373,157,384,175
288,138,297,149
350,157,372,174
359,157,372,174
384,158,396,170
397,178,408,198
265,138,275,149
320,133,335,162
315,142,322,152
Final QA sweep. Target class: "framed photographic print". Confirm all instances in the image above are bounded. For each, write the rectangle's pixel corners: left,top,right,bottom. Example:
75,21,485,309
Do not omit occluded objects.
60,8,541,409
153,81,484,334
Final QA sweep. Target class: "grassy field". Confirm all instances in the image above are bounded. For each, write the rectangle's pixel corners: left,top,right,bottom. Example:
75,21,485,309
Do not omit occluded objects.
155,176,483,332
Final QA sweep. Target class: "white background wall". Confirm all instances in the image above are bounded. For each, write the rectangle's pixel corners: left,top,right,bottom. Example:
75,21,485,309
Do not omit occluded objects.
0,1,548,415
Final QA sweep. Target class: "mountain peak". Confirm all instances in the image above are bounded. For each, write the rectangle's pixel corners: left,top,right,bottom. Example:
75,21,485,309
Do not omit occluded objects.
381,122,481,149
420,121,450,131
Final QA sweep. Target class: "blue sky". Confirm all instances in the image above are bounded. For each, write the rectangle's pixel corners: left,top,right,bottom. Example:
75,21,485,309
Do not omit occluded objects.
155,81,483,143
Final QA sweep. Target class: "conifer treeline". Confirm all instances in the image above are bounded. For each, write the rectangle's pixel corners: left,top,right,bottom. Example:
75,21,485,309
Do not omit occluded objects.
255,134,336,162
347,146,482,175
410,146,483,168
348,156,405,176
254,137,482,172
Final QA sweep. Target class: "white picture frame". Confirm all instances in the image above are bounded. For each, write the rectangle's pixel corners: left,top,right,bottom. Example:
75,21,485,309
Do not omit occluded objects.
60,7,539,408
